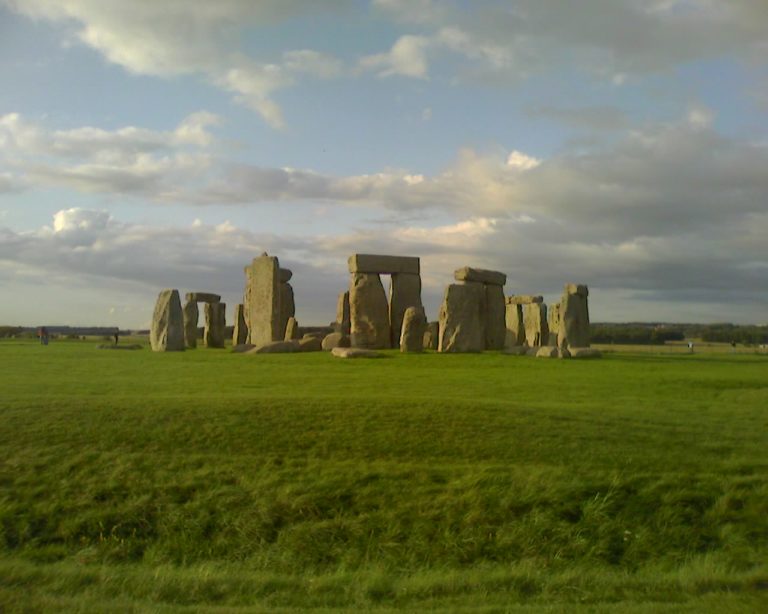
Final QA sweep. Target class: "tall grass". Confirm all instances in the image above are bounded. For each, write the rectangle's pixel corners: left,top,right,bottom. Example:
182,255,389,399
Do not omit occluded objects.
1,339,767,610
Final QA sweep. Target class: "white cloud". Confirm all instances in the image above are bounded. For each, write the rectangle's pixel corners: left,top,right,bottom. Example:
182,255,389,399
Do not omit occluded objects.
359,35,430,78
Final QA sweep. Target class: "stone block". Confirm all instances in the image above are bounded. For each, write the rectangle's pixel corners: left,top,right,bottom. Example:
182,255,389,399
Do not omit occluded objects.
389,272,422,347
535,346,559,358
454,267,507,286
400,306,427,353
247,340,300,354
504,303,525,348
485,284,506,350
336,290,351,335
185,292,221,303
245,254,281,347
569,347,601,359
284,317,300,341
331,347,383,358
279,268,293,283
438,282,485,353
350,273,391,349
322,332,351,350
558,283,590,349
523,302,548,347
348,254,420,275
232,303,247,346
204,302,226,348
506,295,544,305
150,289,185,352
279,282,295,340
423,321,439,350
182,300,199,349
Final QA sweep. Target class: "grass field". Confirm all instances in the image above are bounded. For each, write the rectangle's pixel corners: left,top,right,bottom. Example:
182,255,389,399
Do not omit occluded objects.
1,338,767,612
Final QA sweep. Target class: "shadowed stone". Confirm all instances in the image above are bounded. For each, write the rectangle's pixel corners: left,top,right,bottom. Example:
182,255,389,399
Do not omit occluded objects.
502,346,528,356
247,340,300,354
558,284,591,349
569,347,601,359
389,273,422,347
438,282,485,353
150,289,185,352
485,284,506,350
348,254,420,275
279,268,293,283
204,302,226,348
505,303,525,348
245,254,281,347
231,343,256,353
400,305,427,353
322,332,350,350
298,337,323,352
548,302,561,346
284,317,300,341
454,267,506,286
183,300,199,349
423,321,439,350
535,346,559,358
279,282,295,341
523,302,548,347
233,303,247,346
331,347,383,358
350,273,391,349
506,295,544,305
336,291,351,335
185,292,220,303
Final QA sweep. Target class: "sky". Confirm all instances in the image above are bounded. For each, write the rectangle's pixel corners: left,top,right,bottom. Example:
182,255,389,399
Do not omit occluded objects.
1,0,767,328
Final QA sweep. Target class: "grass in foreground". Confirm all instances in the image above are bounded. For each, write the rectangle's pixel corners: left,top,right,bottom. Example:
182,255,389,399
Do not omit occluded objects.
1,338,767,611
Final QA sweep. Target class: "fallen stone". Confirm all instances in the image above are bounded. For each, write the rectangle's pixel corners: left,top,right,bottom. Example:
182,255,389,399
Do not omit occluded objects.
182,300,199,349
389,272,422,347
185,292,221,303
231,343,256,353
204,302,226,348
535,346,559,358
331,347,384,359
348,253,420,275
526,347,539,356
559,347,571,359
298,336,323,352
247,340,300,354
438,282,485,353
502,346,528,356
485,284,506,350
506,295,544,305
569,347,602,359
150,289,185,352
302,331,325,340
454,267,507,286
400,305,427,353
322,332,351,350
350,272,391,349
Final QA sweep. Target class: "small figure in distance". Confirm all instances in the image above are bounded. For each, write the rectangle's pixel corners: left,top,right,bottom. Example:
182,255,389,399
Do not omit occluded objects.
38,326,49,346
687,341,694,354
114,330,119,345
731,340,737,354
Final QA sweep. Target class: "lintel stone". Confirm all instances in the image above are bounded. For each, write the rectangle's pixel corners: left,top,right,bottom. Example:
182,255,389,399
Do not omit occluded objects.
185,292,221,303
505,295,544,305
454,267,506,286
348,254,420,275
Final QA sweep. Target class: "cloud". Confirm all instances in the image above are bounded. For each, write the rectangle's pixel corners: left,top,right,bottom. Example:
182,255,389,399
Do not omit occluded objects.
525,106,630,131
359,35,430,78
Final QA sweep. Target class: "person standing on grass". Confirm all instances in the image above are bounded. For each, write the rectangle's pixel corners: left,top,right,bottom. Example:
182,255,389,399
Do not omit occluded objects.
38,326,49,345
114,330,119,345
688,341,694,353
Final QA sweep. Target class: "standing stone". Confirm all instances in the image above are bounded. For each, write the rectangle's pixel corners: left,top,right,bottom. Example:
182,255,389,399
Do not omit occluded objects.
336,290,351,335
284,316,300,341
523,302,548,347
505,302,525,347
350,273,391,349
150,289,185,352
485,284,506,350
423,321,439,350
438,282,485,353
558,284,590,349
548,302,561,346
204,302,226,348
389,273,422,348
245,254,281,347
182,300,199,349
232,303,247,346
279,282,295,340
400,306,427,353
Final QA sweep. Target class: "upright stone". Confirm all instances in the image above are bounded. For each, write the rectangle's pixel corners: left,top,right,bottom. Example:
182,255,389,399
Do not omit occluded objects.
423,321,439,350
279,282,295,340
182,300,199,349
548,302,561,346
204,302,226,348
438,282,485,353
485,284,506,350
150,289,185,352
389,273,422,347
336,290,351,335
558,284,590,349
232,303,247,346
400,306,427,353
245,254,281,347
349,273,391,349
505,303,525,347
284,316,300,341
523,302,548,347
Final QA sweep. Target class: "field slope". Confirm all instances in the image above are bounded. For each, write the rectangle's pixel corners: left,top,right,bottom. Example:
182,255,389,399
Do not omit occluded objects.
1,339,767,611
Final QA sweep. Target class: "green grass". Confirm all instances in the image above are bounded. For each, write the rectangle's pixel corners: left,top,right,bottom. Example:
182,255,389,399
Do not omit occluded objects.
1,338,767,611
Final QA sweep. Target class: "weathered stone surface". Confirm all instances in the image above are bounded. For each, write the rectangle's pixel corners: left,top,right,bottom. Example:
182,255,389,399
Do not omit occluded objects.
569,347,601,359
331,347,383,358
389,273,422,347
485,284,506,350
502,346,528,356
232,303,248,346
284,316,300,341
302,332,325,340
150,289,185,352
526,347,540,356
559,347,571,359
279,268,293,283
247,340,300,354
547,302,561,346
231,343,256,353
182,300,199,349
298,336,323,352
523,302,548,347
245,254,281,347
204,302,226,348
350,273,391,349
322,332,350,350
504,303,525,348
423,321,439,350
400,306,427,353
506,295,544,305
558,284,591,349
278,282,295,340
336,291,351,335
454,267,507,286
299,326,335,337
535,346,559,358
438,282,485,353
348,254,420,275
185,292,221,303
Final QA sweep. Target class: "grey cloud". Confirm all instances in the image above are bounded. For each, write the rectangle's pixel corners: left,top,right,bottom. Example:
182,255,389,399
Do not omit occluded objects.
525,105,630,131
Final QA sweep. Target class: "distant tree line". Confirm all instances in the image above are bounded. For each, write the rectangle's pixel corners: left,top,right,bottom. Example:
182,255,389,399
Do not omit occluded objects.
591,323,768,345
